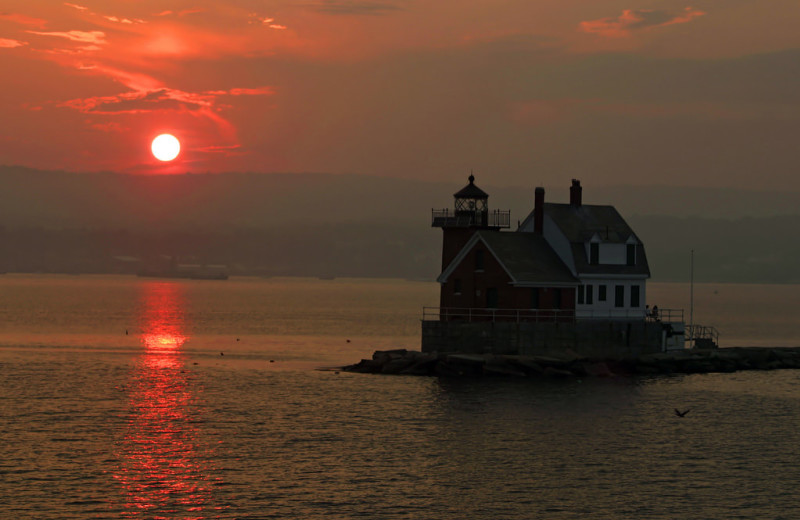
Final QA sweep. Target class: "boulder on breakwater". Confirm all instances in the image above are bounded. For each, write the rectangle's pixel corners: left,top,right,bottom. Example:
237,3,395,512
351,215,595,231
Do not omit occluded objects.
340,346,800,378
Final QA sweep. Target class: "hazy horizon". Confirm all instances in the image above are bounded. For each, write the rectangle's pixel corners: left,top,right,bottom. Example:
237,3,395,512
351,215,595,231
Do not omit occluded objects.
3,164,800,223
1,166,798,284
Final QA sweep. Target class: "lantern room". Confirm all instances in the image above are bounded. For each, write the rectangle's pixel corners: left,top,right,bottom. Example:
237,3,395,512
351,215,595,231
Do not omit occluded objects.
432,175,510,229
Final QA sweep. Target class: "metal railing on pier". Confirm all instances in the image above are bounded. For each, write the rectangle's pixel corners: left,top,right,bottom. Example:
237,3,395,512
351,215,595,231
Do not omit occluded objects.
424,306,685,324
578,309,651,321
423,307,574,323
687,324,720,347
644,308,684,323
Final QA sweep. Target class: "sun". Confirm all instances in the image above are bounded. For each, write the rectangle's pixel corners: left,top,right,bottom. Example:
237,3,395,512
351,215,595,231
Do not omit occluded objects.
151,134,181,162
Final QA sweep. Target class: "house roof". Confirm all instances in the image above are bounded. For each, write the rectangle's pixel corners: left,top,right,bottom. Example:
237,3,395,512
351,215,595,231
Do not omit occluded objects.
453,174,489,199
542,203,638,243
517,201,651,277
439,230,578,286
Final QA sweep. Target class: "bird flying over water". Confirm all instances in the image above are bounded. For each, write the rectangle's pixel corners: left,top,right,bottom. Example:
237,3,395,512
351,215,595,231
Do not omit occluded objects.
674,408,690,417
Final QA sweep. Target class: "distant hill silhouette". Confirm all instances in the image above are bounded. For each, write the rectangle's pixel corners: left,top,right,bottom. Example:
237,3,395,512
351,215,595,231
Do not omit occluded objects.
1,166,798,282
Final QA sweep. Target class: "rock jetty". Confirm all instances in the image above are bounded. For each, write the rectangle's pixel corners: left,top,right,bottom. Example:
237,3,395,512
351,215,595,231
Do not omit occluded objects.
341,347,800,378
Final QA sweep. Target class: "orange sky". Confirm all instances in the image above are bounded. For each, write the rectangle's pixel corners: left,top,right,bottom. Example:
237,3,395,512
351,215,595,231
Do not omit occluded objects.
2,1,800,188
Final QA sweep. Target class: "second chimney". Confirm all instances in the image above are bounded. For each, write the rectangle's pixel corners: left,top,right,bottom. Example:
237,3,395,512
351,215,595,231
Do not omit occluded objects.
570,179,582,207
534,187,545,235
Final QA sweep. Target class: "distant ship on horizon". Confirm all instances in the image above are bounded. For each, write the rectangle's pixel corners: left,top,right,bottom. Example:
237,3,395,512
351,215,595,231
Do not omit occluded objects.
137,256,229,280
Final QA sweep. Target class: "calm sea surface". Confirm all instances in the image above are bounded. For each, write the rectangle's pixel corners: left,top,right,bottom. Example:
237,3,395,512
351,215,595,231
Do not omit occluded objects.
1,275,799,519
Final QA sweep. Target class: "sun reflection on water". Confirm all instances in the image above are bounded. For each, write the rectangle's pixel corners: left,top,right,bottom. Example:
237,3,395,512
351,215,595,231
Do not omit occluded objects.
114,282,221,518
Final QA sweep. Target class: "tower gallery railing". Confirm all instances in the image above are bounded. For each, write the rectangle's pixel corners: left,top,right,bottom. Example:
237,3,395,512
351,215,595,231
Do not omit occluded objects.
431,209,511,228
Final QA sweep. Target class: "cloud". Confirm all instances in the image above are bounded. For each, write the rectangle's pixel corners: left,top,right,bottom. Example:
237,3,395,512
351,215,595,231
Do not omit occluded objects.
305,0,404,15
28,30,107,45
209,87,275,96
63,3,145,25
63,3,89,12
148,8,206,17
249,14,288,29
579,7,705,38
61,88,208,114
194,144,244,155
177,8,206,17
103,15,144,25
78,64,164,92
0,38,27,48
0,13,48,28
60,86,273,115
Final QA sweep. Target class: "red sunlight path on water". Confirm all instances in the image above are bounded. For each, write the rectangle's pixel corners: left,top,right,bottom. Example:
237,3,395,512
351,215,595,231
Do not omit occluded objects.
113,282,223,518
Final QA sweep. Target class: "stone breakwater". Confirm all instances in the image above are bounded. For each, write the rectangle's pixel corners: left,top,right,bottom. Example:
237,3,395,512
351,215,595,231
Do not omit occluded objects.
341,347,800,378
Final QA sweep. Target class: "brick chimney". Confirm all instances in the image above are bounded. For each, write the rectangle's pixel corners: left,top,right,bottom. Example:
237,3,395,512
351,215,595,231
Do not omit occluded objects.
534,187,545,235
569,179,582,207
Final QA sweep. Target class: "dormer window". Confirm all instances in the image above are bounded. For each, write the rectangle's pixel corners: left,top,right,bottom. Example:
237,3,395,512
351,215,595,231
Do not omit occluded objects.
590,243,599,265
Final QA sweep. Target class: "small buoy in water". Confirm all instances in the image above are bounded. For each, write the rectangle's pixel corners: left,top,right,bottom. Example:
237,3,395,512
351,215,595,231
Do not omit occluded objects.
220,352,224,356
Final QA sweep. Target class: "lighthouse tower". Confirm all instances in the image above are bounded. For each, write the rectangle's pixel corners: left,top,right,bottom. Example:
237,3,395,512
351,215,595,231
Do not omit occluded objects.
431,175,510,271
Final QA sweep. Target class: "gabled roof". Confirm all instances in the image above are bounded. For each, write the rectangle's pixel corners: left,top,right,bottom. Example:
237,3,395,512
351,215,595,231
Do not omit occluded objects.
438,230,578,286
517,201,650,277
542,203,638,243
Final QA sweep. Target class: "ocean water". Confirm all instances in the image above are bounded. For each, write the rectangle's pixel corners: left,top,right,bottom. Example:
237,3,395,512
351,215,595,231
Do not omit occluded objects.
1,275,800,519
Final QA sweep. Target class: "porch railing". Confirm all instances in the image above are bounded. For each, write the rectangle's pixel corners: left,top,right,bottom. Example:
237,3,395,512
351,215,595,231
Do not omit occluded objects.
423,307,575,323
424,307,685,324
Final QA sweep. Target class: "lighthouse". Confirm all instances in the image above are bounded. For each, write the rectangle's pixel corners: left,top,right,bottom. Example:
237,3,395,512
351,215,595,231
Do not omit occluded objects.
431,174,510,271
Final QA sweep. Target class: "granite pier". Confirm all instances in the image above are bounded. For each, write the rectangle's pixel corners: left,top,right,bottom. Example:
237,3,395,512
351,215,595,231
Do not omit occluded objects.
341,347,800,378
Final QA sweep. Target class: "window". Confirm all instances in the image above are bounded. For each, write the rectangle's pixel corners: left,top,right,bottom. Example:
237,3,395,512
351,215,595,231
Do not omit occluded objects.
553,289,562,309
590,243,599,265
486,287,498,308
627,244,636,266
577,285,585,305
586,284,593,305
530,289,540,309
475,249,484,271
453,278,462,295
598,285,607,301
614,285,625,308
631,285,640,307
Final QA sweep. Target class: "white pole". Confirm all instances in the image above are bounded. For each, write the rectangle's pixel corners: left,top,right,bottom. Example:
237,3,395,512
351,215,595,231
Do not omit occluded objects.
689,249,694,348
